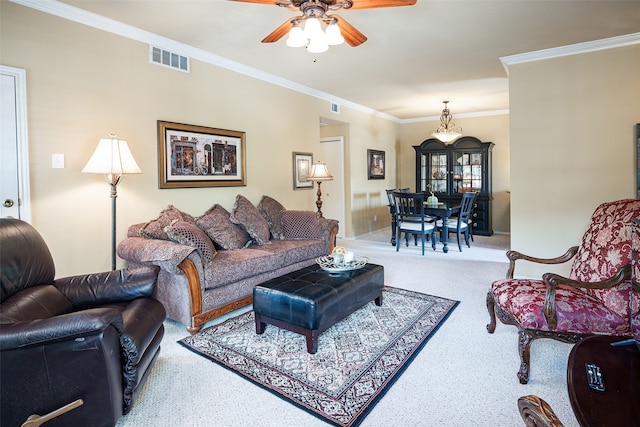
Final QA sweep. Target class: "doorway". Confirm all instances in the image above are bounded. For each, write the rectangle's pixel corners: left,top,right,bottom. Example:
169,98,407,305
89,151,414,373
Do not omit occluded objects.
0,65,30,221
319,136,345,238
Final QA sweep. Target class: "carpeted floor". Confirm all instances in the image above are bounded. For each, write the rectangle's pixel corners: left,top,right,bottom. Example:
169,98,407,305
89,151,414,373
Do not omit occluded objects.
179,287,458,427
116,229,580,427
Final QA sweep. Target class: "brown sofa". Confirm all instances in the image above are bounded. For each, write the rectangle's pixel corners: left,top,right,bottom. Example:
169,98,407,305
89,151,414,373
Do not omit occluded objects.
117,195,338,333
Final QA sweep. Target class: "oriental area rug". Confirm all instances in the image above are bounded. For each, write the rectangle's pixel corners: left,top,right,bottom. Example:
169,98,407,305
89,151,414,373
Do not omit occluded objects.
179,286,458,427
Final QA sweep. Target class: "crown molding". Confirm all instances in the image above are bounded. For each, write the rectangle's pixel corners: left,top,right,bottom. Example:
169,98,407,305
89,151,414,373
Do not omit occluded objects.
500,32,640,75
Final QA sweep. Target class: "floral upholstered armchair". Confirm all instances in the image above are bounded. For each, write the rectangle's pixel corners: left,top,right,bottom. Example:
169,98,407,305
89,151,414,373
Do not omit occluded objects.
486,199,640,384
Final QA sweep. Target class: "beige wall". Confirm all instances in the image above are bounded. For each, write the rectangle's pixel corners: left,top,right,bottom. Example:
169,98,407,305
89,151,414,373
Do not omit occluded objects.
0,3,399,276
399,114,511,234
509,44,640,278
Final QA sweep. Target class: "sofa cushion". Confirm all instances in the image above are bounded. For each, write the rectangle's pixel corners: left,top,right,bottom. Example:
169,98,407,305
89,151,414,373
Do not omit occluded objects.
230,195,271,246
140,205,195,241
281,210,322,239
196,204,250,250
203,248,280,289
165,220,217,267
257,195,286,240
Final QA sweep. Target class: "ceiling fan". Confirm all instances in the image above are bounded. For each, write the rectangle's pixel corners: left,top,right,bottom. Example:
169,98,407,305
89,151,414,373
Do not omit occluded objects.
230,0,417,51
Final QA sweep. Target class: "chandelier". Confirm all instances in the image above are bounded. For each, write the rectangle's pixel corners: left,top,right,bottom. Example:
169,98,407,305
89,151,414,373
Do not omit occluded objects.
285,8,344,53
432,101,463,143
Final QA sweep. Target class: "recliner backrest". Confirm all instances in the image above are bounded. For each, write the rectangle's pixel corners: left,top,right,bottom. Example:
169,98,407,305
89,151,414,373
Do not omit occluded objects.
0,218,55,302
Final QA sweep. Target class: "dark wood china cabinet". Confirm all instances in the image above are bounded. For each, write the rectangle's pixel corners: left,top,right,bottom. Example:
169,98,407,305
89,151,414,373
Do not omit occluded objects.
414,136,494,236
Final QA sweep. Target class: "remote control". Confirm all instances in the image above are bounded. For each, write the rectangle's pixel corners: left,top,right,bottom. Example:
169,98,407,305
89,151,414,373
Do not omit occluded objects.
586,363,605,392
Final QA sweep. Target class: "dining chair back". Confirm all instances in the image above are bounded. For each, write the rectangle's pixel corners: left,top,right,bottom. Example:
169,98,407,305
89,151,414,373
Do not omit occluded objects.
437,191,477,251
393,191,436,255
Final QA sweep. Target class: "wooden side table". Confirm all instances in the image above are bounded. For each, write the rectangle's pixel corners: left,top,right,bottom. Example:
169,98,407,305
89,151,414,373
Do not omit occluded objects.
567,335,640,426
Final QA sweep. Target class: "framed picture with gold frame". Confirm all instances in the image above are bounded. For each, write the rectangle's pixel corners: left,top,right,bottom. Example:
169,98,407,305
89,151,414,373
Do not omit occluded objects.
157,120,246,188
293,152,313,190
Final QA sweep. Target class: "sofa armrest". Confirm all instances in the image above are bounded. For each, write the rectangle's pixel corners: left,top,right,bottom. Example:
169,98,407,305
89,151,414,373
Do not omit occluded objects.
117,237,197,274
0,307,123,351
54,266,159,309
319,217,339,253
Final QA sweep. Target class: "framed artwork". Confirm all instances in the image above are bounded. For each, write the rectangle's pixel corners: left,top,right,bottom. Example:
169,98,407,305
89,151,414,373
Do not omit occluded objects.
368,149,385,180
157,121,246,188
293,152,313,189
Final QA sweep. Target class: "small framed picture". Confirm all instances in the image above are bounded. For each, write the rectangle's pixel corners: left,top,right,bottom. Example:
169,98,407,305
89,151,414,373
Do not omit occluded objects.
293,152,313,189
368,149,385,180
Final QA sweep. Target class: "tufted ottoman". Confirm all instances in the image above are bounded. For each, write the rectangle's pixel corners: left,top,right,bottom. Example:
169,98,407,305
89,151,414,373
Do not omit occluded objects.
253,263,384,354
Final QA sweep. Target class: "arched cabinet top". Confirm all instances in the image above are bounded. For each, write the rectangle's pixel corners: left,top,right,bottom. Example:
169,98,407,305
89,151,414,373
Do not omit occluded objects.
414,136,493,151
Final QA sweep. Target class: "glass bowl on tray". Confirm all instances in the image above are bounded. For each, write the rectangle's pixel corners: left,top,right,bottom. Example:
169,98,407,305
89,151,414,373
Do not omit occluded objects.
316,255,368,272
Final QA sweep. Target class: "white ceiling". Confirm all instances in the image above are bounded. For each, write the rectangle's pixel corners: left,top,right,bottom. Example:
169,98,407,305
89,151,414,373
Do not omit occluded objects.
42,1,640,120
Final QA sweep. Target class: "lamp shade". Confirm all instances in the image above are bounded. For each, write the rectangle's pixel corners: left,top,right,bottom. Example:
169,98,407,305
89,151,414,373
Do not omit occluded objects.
307,162,333,181
82,137,142,175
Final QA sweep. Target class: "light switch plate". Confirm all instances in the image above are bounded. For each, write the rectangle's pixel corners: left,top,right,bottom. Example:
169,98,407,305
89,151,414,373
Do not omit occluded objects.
52,153,64,168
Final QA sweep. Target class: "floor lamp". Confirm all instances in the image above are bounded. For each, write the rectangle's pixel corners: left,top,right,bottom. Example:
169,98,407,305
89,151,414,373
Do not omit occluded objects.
307,161,333,218
82,134,141,270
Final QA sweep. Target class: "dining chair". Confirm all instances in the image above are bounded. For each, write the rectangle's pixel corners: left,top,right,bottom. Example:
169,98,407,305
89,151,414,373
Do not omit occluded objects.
436,191,477,252
393,191,436,255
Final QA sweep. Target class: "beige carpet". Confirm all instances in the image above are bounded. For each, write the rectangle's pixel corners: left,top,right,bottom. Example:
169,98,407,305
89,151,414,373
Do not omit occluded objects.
116,229,580,427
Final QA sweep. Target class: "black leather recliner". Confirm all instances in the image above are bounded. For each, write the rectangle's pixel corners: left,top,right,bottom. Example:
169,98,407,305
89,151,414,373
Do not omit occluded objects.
0,218,166,427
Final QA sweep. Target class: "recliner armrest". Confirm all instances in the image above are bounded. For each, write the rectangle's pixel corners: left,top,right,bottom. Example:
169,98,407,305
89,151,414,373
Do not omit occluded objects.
0,307,123,351
54,266,159,309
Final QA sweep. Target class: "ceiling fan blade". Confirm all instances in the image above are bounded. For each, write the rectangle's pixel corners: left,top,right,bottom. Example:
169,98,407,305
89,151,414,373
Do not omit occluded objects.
346,0,416,9
262,19,294,43
334,15,367,47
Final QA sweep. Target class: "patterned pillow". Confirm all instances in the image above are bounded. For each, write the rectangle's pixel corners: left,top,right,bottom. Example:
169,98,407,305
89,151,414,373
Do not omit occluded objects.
281,210,322,239
257,195,286,240
196,204,251,250
165,220,217,267
140,205,195,240
230,195,271,245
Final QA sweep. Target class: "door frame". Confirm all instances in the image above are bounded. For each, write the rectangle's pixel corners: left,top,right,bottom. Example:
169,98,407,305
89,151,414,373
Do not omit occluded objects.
0,65,31,222
320,136,345,238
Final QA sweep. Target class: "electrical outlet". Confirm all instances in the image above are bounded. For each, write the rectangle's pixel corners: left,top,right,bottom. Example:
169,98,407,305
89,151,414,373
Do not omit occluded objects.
52,153,64,168
373,214,378,222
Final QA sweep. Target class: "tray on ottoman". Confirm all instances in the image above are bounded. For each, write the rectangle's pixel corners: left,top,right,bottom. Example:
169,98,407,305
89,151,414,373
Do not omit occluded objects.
253,263,384,354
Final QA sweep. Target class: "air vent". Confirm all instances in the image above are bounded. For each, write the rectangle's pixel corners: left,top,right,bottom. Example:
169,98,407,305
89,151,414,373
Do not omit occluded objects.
149,46,189,73
330,102,340,114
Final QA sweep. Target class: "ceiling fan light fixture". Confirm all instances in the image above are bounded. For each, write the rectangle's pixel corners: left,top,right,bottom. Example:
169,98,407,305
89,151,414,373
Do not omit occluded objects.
325,22,344,46
432,101,463,143
303,17,324,39
307,34,329,53
286,24,307,47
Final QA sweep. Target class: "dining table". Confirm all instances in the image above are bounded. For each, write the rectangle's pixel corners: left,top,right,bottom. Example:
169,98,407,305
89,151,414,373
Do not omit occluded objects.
423,200,461,253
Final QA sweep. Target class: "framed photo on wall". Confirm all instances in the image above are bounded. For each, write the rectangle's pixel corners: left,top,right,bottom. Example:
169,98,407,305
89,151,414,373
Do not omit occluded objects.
157,121,246,188
293,152,313,189
368,149,385,180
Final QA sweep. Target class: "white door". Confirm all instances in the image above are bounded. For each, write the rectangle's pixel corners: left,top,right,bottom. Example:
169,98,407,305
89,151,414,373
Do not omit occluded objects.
319,137,345,238
0,65,30,221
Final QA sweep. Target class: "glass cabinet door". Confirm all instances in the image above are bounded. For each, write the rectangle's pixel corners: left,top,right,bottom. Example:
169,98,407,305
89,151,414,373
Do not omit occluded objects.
452,150,482,194
419,152,448,194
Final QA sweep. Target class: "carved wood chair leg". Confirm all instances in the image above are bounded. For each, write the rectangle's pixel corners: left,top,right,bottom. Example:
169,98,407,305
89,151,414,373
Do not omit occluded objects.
518,330,534,384
518,395,565,427
486,292,497,333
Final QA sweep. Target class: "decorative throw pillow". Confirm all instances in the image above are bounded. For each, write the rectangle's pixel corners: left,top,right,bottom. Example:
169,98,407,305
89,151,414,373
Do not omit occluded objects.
140,205,195,240
165,220,217,267
281,210,322,239
196,204,251,250
230,195,271,245
257,195,286,240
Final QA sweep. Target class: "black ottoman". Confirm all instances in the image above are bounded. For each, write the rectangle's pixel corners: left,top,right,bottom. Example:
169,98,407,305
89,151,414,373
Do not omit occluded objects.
253,263,384,354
